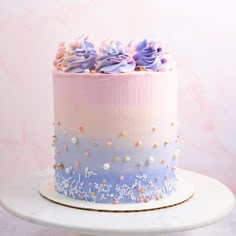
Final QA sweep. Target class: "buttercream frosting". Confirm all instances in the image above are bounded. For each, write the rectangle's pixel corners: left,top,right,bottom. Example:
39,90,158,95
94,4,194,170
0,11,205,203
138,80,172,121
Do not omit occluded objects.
95,40,135,73
53,35,175,73
130,39,166,71
54,35,97,73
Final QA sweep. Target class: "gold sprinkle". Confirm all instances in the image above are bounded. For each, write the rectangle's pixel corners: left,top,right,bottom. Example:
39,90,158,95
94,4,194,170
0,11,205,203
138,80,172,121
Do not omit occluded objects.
153,143,158,148
114,156,120,161
57,163,64,169
124,156,130,162
102,179,107,184
120,130,127,137
91,192,96,196
139,66,146,71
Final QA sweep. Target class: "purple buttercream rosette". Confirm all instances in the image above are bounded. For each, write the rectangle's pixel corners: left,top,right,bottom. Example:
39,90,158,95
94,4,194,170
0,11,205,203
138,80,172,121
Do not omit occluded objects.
61,36,97,73
131,39,167,71
95,40,136,73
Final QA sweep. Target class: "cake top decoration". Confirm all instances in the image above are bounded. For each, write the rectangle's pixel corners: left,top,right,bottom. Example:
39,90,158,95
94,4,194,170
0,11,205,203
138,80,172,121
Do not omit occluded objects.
53,35,175,73
129,39,166,71
95,40,135,74
53,34,97,73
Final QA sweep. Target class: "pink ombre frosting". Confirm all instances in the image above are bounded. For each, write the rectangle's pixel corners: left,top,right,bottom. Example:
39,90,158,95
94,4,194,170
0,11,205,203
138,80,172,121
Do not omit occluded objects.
53,70,177,145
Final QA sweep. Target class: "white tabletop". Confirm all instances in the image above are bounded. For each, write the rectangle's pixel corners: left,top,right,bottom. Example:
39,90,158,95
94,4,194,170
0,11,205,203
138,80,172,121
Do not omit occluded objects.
0,169,235,235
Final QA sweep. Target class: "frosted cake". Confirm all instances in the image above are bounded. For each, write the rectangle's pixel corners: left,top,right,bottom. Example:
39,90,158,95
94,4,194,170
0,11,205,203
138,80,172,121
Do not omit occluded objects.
52,35,179,205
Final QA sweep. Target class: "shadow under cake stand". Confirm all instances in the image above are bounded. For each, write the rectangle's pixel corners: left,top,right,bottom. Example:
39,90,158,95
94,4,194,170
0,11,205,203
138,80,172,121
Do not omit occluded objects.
0,169,235,235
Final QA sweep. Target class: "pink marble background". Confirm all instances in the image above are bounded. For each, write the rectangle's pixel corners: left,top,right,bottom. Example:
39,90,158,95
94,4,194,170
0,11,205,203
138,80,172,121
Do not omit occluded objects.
0,0,236,193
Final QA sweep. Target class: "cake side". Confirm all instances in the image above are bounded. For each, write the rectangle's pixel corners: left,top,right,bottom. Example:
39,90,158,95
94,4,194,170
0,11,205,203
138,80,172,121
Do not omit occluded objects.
53,71,179,204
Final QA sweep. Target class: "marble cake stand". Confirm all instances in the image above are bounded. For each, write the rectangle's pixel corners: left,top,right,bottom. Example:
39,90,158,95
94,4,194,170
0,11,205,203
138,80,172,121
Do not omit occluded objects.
0,169,235,235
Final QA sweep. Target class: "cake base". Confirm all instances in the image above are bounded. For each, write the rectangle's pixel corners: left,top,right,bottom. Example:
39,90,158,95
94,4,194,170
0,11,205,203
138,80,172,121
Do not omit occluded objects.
39,173,194,212
1,169,235,234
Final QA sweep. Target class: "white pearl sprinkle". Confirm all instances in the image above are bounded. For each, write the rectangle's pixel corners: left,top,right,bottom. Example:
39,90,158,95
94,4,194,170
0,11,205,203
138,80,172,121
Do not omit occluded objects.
71,137,78,144
176,149,180,155
103,163,110,170
84,69,90,73
147,156,155,164
65,168,70,174
124,156,130,162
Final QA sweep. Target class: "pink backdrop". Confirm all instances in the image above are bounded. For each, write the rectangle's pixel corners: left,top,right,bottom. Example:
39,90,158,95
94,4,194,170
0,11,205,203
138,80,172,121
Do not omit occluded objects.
1,0,236,193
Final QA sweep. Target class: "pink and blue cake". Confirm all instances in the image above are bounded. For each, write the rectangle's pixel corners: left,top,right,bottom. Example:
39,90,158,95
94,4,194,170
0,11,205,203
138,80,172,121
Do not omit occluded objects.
48,35,190,210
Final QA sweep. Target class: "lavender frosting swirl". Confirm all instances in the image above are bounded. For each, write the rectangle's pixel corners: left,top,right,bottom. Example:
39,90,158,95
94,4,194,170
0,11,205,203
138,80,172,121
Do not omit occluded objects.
60,35,97,73
95,40,135,73
131,39,166,71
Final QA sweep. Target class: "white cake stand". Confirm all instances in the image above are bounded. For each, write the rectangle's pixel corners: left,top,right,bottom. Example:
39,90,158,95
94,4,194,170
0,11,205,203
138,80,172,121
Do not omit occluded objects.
0,169,235,235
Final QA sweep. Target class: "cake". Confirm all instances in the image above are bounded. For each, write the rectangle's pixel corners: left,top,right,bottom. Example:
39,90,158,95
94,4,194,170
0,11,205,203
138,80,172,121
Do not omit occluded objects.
52,35,179,206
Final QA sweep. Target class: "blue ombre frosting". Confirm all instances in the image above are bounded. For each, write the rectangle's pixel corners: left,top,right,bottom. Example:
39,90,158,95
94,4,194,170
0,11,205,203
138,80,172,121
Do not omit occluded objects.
54,129,178,204
131,39,166,71
95,40,136,73
62,35,97,73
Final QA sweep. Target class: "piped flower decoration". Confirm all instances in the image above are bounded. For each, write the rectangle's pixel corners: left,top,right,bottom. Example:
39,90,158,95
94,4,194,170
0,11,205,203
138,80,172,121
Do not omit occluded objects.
95,40,135,73
130,39,168,71
54,34,97,73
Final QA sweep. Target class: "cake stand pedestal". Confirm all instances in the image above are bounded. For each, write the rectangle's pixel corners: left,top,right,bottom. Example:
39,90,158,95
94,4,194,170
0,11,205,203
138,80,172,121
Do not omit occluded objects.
0,169,235,235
